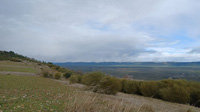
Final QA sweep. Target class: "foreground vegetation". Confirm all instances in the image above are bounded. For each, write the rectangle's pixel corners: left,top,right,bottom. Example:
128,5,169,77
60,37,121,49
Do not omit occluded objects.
0,75,152,112
0,75,72,111
1,74,199,112
68,72,200,107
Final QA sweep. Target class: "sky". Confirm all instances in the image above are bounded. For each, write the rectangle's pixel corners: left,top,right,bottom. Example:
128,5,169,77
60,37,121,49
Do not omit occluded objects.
0,0,200,62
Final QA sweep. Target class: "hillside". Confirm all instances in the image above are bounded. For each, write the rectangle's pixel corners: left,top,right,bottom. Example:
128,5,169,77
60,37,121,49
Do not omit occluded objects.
1,75,200,112
1,51,200,112
0,50,73,76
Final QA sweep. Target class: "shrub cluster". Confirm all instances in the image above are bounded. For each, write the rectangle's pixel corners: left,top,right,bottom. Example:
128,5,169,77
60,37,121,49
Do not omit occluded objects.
54,72,62,79
41,68,200,107
64,72,72,79
81,72,105,86
80,72,121,95
68,71,200,107
120,79,200,107
42,70,50,78
69,74,82,84
97,76,121,95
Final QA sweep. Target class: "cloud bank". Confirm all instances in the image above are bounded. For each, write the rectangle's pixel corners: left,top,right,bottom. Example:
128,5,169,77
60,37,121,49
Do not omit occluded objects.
0,0,200,62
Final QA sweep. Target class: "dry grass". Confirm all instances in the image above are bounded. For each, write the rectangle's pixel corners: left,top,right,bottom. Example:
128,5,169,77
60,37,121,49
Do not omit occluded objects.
64,90,155,112
1,70,200,112
0,74,154,112
57,79,200,112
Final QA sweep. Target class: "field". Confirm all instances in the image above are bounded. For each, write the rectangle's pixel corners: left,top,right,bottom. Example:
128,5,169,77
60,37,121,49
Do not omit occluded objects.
1,74,200,112
56,62,200,81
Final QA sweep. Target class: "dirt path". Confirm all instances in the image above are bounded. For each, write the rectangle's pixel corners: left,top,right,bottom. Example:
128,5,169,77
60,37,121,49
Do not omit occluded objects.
115,92,200,112
0,71,37,75
0,65,34,68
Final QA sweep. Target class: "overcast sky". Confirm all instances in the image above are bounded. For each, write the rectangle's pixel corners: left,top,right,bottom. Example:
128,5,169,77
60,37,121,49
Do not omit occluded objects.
1,0,200,62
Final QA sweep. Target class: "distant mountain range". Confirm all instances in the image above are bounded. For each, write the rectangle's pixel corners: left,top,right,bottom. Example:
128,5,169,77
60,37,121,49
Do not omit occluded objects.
55,62,200,81
55,62,200,67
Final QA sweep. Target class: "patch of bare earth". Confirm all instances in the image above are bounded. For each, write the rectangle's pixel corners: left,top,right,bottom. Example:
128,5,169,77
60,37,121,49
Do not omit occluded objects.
0,71,37,75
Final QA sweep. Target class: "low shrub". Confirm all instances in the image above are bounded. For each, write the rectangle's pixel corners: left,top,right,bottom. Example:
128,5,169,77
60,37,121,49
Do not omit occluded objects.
42,71,49,78
121,80,140,95
96,76,121,95
159,84,190,104
190,90,200,107
64,72,72,79
139,81,160,98
69,75,79,84
54,72,61,79
81,72,105,86
77,75,82,83
48,74,53,78
10,58,22,62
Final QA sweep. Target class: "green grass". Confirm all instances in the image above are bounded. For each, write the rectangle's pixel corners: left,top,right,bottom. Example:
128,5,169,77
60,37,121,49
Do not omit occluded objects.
0,74,199,112
0,75,73,112
0,66,37,73
0,61,31,66
0,75,140,112
0,61,39,73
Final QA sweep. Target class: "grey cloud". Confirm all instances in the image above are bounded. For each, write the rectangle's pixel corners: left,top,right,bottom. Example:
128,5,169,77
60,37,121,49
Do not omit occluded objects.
0,0,200,62
190,47,200,53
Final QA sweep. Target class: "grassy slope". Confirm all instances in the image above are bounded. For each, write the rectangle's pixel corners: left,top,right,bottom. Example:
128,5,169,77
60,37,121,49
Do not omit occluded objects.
1,75,200,112
0,66,37,73
0,75,140,112
0,75,72,111
0,61,39,74
0,61,57,75
0,61,200,112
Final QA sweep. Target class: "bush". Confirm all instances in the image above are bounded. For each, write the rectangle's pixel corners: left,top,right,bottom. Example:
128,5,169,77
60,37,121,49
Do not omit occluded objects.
81,72,105,86
139,81,160,98
96,76,121,95
64,72,72,79
69,75,79,84
42,71,49,78
48,74,53,78
159,84,190,104
10,58,22,62
54,72,61,79
77,75,82,83
160,79,188,88
190,90,200,107
121,80,140,95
